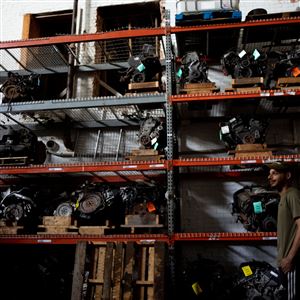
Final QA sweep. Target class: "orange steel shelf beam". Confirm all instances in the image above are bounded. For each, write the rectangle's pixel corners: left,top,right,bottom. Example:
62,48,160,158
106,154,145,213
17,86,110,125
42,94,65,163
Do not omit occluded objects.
0,154,299,174
0,234,169,245
171,89,300,103
0,28,165,49
173,154,300,167
0,232,277,244
0,161,167,175
173,232,277,241
171,17,300,34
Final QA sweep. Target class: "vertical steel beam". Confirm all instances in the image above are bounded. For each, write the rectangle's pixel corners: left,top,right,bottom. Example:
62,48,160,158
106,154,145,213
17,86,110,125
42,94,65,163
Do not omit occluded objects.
66,0,78,98
164,9,176,299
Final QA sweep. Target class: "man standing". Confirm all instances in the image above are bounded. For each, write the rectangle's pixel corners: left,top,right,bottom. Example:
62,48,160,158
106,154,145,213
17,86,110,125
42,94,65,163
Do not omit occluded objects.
267,161,300,300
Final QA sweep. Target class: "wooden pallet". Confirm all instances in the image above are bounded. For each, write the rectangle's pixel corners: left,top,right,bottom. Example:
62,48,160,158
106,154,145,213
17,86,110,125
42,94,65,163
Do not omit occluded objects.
0,156,28,166
38,216,78,234
79,221,113,235
276,77,300,90
127,81,161,94
225,77,264,92
0,220,23,234
121,214,163,234
180,82,219,94
176,9,241,26
126,149,164,161
231,144,272,158
87,241,166,300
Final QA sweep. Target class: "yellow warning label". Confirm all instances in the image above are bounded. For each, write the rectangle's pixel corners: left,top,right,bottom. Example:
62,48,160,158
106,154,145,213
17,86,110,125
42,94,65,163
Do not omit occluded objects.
242,265,253,277
192,282,203,295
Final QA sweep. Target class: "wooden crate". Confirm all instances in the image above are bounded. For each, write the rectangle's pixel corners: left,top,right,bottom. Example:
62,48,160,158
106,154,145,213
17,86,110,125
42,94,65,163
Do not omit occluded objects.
38,216,78,234
87,241,166,300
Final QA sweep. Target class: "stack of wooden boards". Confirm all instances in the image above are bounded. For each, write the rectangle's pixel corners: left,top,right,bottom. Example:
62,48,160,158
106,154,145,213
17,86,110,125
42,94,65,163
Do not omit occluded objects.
86,241,166,300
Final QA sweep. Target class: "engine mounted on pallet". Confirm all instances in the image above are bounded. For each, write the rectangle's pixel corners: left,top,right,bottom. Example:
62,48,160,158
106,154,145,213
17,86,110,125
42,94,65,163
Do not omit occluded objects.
177,51,210,84
219,116,268,150
119,183,166,216
120,44,162,83
232,185,280,232
271,48,300,79
138,115,166,151
0,128,46,165
0,71,40,103
221,49,268,79
232,260,285,300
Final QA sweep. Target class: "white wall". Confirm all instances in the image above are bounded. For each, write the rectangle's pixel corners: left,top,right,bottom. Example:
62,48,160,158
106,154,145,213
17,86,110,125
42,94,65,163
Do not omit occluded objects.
239,0,300,20
0,0,158,41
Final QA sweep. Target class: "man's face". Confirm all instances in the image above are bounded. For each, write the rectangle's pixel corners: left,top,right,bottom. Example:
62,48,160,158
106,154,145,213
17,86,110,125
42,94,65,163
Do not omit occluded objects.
268,168,290,190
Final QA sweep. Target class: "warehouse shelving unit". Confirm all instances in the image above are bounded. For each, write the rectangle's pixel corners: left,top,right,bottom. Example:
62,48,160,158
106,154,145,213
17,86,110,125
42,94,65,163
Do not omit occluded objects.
1,9,300,298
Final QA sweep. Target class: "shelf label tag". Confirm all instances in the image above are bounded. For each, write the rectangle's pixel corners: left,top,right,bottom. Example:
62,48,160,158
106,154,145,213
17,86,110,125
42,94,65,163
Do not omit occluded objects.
242,265,253,277
48,167,63,171
37,239,52,244
192,282,203,295
123,165,137,169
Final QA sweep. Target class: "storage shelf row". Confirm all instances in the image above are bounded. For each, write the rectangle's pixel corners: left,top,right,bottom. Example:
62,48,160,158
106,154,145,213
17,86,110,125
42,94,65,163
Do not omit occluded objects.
0,154,299,175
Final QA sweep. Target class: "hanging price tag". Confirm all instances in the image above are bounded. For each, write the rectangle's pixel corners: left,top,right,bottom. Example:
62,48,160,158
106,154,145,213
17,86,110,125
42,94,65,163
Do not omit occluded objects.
192,282,203,295
253,201,263,214
147,201,156,213
242,265,253,277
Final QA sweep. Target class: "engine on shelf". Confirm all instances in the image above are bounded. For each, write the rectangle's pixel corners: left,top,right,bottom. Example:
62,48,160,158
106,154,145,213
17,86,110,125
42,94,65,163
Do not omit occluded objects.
177,51,210,84
271,48,300,79
219,116,268,150
138,115,166,151
0,128,46,165
221,48,300,88
232,185,280,232
52,182,116,220
221,49,268,79
0,71,40,103
0,186,36,223
119,183,166,216
120,44,162,83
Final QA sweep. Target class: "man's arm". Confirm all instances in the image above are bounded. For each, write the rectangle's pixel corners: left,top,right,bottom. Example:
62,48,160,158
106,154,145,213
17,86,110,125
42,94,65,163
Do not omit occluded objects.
280,218,300,273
